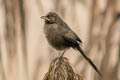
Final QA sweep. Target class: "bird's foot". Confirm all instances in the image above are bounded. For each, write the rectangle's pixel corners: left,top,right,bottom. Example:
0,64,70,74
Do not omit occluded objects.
57,56,63,66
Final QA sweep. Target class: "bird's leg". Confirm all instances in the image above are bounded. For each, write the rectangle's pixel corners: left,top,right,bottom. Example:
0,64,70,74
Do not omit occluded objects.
57,50,66,67
60,50,66,58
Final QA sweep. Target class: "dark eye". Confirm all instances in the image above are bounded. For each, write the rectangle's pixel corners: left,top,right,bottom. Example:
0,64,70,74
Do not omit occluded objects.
46,15,50,18
47,14,55,18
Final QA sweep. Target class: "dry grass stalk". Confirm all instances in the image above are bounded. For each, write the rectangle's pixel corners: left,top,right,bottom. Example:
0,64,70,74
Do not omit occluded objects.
43,57,83,80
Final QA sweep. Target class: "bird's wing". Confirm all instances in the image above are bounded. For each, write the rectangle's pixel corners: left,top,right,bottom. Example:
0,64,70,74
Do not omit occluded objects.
73,32,83,44
60,22,82,44
61,34,79,47
61,30,82,47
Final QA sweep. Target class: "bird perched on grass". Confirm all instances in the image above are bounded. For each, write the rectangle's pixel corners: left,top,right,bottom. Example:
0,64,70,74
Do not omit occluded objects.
41,12,102,76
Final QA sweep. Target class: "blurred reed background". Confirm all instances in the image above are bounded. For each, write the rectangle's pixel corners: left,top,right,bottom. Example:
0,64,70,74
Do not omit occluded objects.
0,0,120,80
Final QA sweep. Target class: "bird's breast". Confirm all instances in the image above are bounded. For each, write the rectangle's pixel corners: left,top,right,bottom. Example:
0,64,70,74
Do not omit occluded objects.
44,24,68,50
44,24,59,39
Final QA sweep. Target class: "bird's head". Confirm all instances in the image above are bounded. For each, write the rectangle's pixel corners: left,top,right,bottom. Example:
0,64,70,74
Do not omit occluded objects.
41,12,60,24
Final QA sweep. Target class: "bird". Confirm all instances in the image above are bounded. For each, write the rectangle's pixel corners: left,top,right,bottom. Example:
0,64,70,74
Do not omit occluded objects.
41,12,102,76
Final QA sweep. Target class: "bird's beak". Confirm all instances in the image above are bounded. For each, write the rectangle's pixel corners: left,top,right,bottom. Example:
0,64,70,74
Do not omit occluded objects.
41,16,46,19
41,16,50,21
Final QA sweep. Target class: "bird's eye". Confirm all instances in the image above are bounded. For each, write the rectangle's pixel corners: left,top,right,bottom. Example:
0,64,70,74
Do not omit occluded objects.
46,16,50,18
47,14,55,18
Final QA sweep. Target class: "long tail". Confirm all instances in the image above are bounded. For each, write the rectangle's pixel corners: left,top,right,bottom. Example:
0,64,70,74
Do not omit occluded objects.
77,46,102,77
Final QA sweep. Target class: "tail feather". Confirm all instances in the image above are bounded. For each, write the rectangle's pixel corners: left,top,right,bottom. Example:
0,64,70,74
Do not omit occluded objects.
77,46,102,77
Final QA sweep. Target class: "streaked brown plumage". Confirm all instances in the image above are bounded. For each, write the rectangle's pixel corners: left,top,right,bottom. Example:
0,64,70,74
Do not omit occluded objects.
41,12,102,76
